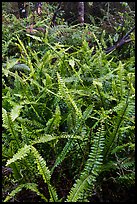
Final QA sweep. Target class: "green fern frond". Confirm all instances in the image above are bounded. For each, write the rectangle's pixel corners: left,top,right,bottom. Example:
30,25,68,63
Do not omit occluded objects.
57,72,82,118
45,105,61,133
31,146,58,202
111,143,135,155
10,63,30,73
16,36,34,75
66,174,95,202
2,108,21,149
82,105,93,120
2,108,9,129
4,184,24,202
10,105,23,122
31,134,82,146
103,92,131,159
4,183,48,202
6,145,32,166
17,117,45,130
6,144,59,202
51,139,75,174
66,125,105,202
117,172,135,186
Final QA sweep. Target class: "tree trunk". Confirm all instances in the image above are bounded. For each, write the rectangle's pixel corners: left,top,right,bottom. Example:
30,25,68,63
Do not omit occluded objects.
78,2,84,24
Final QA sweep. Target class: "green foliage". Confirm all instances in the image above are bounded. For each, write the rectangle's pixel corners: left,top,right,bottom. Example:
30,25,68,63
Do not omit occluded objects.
2,3,135,202
66,125,105,202
4,183,48,202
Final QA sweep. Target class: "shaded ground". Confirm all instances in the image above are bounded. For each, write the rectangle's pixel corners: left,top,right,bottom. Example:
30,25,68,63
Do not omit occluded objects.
2,165,135,202
90,180,135,202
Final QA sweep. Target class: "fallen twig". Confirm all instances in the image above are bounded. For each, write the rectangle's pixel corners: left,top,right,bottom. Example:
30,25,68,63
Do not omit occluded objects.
105,26,135,54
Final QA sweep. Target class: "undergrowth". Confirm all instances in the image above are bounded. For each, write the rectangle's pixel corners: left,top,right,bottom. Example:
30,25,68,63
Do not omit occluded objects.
2,4,135,202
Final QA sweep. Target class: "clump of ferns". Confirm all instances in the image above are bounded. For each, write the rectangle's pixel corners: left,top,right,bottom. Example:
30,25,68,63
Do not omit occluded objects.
3,121,105,202
2,108,41,183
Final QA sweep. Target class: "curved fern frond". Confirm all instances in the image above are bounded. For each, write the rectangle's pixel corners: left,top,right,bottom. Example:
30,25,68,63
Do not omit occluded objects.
66,125,105,202
2,108,9,130
10,63,30,73
6,145,32,166
6,144,59,202
31,146,58,202
4,183,48,202
16,36,34,75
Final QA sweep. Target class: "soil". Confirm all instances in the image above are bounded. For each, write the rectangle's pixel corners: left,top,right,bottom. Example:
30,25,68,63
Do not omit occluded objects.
2,166,135,202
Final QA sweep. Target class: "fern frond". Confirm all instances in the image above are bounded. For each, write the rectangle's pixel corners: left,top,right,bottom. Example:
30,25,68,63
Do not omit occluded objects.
6,145,32,166
17,117,45,130
111,143,135,155
57,72,82,118
2,108,9,129
6,144,59,202
16,35,34,74
10,105,23,121
31,146,58,202
66,125,105,202
45,104,61,133
31,134,82,146
51,139,75,174
2,108,20,149
117,172,135,186
66,174,95,202
103,88,132,159
4,183,48,202
82,105,93,120
10,63,30,73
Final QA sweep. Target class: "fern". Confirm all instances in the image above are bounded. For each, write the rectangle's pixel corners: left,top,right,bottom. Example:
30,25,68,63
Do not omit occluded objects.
6,144,58,202
66,125,105,202
103,90,133,159
31,133,82,146
5,134,82,202
4,183,48,202
51,139,75,174
2,108,21,149
31,146,59,202
50,106,93,174
10,63,30,73
16,36,34,75
57,72,82,118
6,144,31,166
45,104,62,133
10,104,23,122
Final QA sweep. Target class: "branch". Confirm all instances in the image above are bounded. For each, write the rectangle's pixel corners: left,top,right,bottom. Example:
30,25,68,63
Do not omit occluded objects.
105,26,135,54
